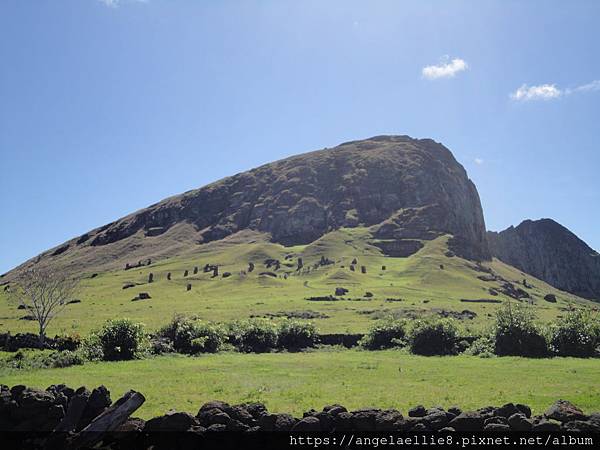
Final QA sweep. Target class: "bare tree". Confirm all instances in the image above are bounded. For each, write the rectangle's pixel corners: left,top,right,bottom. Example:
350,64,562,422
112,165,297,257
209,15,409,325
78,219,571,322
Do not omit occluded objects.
12,266,79,344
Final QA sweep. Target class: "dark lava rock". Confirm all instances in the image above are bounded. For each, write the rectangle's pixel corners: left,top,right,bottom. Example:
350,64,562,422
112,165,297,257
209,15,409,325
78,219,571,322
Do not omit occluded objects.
544,293,557,302
484,423,511,432
352,408,380,431
545,400,587,423
508,413,532,431
144,411,200,431
423,410,449,430
292,416,322,431
448,406,462,416
516,403,532,418
375,409,404,431
448,411,485,431
494,403,520,418
258,413,296,431
408,405,427,417
561,420,600,433
532,420,562,432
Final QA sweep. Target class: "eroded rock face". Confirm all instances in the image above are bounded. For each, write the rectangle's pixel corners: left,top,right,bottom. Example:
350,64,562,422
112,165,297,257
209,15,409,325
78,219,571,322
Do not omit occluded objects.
487,219,600,300
9,136,491,276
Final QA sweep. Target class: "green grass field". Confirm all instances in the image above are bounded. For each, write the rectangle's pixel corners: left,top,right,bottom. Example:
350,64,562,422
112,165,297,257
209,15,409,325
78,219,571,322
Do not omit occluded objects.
1,350,599,419
1,230,594,337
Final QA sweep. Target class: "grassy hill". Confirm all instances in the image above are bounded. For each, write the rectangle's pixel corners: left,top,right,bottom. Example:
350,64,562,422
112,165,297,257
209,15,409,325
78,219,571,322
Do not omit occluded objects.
1,228,594,336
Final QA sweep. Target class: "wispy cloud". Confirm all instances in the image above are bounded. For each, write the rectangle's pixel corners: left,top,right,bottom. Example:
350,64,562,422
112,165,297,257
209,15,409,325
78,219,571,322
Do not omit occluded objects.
511,80,600,101
422,57,468,80
566,79,600,94
474,158,484,165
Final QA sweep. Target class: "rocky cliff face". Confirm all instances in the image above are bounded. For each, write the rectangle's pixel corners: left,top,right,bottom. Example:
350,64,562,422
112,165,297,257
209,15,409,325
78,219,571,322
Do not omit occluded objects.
487,219,600,300
7,136,491,275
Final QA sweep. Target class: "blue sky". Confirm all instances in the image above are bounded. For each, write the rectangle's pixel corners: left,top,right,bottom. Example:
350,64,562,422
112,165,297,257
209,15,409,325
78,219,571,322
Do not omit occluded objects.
1,0,599,274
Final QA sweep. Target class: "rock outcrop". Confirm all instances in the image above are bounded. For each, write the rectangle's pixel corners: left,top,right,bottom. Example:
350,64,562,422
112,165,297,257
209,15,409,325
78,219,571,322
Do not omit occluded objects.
7,136,491,276
487,219,600,300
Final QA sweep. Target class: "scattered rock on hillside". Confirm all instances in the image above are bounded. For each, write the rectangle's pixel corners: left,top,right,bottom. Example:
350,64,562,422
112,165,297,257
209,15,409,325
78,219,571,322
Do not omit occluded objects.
132,292,151,301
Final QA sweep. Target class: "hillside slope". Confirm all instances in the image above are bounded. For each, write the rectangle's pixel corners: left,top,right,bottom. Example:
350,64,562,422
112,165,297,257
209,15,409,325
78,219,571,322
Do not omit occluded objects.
488,219,600,301
0,229,594,335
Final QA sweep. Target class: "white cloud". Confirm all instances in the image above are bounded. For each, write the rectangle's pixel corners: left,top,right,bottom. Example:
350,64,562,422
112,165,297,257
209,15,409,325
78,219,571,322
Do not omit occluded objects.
474,158,484,165
422,57,468,80
511,80,600,101
510,84,561,101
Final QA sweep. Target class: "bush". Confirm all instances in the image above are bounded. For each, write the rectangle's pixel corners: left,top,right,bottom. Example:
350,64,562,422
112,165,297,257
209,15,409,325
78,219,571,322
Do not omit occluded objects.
46,350,85,368
408,318,460,355
188,323,227,353
96,319,146,361
149,336,175,355
277,320,319,350
157,315,226,354
80,333,104,361
493,302,549,357
464,333,496,357
228,319,278,353
53,333,81,351
360,318,407,350
550,309,599,357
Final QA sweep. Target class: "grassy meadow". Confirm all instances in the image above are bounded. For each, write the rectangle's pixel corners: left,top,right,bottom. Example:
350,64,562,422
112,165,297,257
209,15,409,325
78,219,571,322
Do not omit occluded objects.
0,230,594,336
1,350,599,418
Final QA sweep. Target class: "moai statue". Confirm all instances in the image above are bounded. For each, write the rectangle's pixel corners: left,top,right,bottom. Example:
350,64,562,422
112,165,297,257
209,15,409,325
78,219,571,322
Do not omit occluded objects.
203,264,211,273
167,272,171,281
361,266,367,274
351,258,358,265
193,266,199,275
186,283,192,291
382,265,386,271
147,258,152,266
248,262,255,273
440,264,444,270
148,273,154,283
125,263,130,270
184,270,189,277
350,265,355,272
297,258,304,270
212,266,219,278
274,260,281,270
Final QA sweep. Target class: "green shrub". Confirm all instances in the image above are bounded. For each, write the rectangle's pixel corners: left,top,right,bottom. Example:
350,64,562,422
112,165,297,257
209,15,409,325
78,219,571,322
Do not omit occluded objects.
80,333,104,361
188,323,227,353
277,320,319,350
96,319,146,361
158,315,226,354
408,318,460,355
464,333,496,357
360,318,407,350
228,319,278,353
47,350,85,368
493,302,549,357
150,337,175,355
550,309,599,357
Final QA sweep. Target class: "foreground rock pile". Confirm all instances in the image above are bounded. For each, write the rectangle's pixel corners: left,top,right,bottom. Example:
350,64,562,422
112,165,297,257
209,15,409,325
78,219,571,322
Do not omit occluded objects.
1,384,599,435
149,399,600,433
